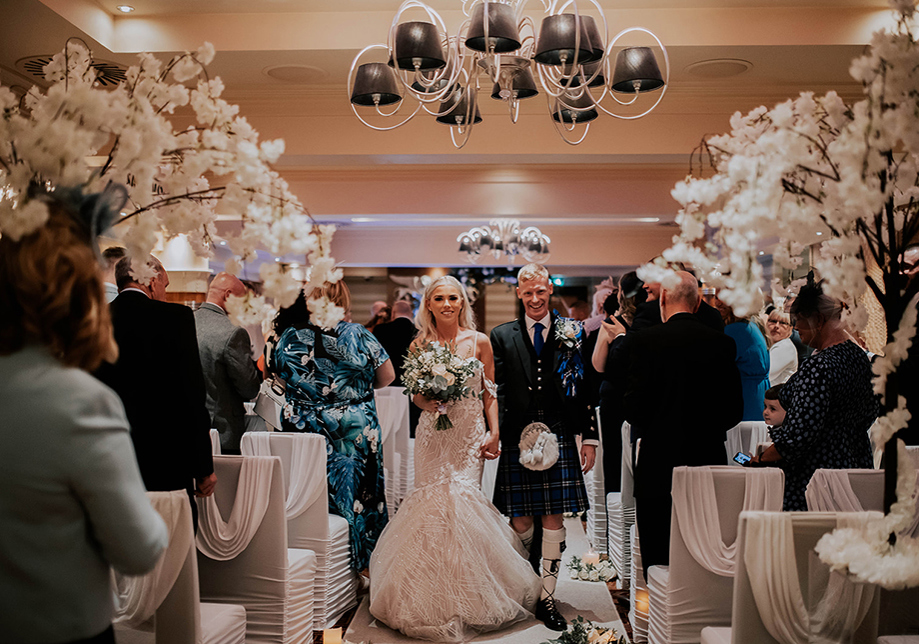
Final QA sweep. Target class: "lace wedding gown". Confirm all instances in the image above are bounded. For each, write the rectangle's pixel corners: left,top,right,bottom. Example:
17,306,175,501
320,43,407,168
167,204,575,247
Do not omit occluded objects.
369,367,541,642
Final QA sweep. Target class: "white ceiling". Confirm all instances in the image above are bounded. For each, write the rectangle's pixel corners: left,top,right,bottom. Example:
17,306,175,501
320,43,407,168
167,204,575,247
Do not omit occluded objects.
0,0,894,269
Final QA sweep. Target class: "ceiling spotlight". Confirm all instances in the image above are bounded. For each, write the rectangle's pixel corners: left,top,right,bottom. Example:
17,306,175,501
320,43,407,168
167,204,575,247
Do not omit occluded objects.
274,257,281,262
816,232,823,236
116,5,135,13
219,240,227,246
759,250,765,256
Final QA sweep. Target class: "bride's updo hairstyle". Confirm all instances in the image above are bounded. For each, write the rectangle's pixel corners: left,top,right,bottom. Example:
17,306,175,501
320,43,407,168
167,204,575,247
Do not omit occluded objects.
415,275,476,343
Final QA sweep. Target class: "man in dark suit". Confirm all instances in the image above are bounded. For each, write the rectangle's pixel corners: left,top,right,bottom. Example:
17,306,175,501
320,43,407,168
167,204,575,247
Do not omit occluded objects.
195,272,261,455
615,271,742,578
96,256,216,526
490,263,598,630
372,299,416,382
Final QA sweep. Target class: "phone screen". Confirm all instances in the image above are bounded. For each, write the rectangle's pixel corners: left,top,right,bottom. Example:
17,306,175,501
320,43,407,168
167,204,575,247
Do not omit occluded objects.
733,451,752,465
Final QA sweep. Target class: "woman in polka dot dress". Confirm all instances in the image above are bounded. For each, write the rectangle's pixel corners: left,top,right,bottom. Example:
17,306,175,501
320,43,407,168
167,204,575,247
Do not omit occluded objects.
750,282,878,510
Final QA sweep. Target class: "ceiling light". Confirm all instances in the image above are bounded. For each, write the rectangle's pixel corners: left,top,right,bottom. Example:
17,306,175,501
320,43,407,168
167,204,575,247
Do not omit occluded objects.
348,1,669,148
816,231,823,236
637,217,660,223
351,217,375,223
116,5,134,13
759,250,765,256
457,218,550,264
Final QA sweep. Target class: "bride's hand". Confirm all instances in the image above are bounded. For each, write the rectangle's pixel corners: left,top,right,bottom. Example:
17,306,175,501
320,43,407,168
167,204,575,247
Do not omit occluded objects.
479,432,501,460
412,393,441,414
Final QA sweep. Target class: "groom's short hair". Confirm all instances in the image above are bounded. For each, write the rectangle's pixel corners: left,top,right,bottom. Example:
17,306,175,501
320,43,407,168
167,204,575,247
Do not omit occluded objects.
518,263,548,284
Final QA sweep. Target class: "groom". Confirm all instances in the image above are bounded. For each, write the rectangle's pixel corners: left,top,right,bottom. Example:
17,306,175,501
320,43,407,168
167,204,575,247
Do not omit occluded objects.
490,263,598,630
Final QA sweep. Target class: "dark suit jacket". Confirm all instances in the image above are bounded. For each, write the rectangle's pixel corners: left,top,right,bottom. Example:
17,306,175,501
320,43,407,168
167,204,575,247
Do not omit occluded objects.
96,291,214,492
620,312,743,499
372,317,416,382
194,303,261,453
490,315,597,446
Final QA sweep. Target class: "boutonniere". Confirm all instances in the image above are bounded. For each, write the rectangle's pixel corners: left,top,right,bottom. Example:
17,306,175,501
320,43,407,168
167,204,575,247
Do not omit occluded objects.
554,317,582,350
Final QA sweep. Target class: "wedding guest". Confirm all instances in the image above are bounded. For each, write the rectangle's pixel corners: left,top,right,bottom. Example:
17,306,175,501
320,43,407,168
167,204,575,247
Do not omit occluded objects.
583,277,616,334
766,309,798,385
195,272,262,454
365,300,391,332
897,243,919,444
373,299,420,436
273,284,394,573
750,282,877,510
617,272,743,577
762,384,786,430
568,299,591,321
592,272,645,494
0,194,167,644
713,292,770,420
96,255,216,528
101,245,125,303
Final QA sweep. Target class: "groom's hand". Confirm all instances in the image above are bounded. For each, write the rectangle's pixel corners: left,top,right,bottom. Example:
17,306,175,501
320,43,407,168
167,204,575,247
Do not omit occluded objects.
580,444,596,474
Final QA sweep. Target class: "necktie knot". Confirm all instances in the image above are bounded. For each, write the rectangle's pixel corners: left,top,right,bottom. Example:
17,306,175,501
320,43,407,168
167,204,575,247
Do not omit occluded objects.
533,322,545,354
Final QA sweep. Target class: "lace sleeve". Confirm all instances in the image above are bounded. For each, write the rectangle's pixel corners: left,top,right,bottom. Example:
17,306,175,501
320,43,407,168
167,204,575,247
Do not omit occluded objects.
483,377,497,397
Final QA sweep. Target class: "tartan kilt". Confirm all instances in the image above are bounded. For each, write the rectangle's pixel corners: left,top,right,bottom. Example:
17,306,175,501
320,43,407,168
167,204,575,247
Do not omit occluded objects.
493,430,589,517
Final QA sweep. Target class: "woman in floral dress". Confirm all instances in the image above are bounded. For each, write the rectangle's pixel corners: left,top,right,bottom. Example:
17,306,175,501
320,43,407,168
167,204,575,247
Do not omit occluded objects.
273,284,394,571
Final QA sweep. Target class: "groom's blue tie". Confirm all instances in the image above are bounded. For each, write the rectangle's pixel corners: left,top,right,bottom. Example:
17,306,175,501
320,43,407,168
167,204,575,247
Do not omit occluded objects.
532,322,545,355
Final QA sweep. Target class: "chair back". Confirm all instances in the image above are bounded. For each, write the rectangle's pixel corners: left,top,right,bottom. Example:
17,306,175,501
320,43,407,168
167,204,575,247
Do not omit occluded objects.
725,421,769,464
113,490,200,644
210,428,221,455
240,432,331,547
375,386,412,505
197,455,289,643
658,466,783,643
732,511,880,644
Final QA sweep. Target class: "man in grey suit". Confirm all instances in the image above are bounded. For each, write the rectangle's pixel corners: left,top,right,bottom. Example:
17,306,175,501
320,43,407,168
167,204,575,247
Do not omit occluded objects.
195,272,262,454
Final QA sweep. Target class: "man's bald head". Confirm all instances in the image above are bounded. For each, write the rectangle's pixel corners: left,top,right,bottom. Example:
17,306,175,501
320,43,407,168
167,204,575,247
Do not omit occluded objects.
207,272,247,310
660,271,701,322
391,300,413,319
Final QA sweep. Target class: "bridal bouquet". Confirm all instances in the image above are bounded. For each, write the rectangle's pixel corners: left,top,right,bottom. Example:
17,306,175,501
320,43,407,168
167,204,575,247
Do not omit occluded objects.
402,342,481,431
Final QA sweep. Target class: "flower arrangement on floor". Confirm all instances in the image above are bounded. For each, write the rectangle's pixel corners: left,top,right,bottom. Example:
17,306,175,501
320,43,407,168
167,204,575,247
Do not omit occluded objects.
541,616,626,644
640,0,919,588
567,554,617,583
401,342,482,430
0,38,342,328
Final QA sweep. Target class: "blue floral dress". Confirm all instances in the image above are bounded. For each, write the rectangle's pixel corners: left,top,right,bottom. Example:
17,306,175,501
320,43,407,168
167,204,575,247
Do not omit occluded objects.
273,321,389,570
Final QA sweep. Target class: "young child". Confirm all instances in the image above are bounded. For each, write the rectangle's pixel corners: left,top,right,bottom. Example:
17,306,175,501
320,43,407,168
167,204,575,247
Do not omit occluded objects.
762,384,786,429
749,384,786,466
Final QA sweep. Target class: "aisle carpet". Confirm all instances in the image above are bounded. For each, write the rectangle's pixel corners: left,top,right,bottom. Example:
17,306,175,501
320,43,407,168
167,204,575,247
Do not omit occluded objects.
344,517,629,643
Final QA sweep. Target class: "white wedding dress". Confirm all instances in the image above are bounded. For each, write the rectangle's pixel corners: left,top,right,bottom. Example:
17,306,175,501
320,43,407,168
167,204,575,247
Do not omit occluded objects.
369,367,541,642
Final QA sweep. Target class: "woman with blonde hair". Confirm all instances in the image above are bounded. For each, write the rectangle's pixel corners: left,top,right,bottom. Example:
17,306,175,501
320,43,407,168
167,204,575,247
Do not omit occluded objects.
370,275,540,642
272,280,394,573
766,308,798,384
0,193,168,644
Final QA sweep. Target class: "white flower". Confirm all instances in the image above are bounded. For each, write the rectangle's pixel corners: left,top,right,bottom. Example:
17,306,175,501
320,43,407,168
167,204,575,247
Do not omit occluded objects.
353,500,363,514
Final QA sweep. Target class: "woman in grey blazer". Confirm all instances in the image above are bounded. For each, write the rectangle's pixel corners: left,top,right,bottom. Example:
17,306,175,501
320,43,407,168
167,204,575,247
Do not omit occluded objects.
0,194,168,644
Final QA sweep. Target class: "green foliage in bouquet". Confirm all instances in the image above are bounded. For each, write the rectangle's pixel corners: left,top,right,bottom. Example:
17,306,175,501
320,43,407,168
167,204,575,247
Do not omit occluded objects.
401,341,482,430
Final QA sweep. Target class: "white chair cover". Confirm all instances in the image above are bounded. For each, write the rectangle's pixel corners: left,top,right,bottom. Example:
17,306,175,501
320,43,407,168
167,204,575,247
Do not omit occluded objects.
608,421,636,584
585,409,608,554
804,468,919,637
375,387,412,506
197,455,317,644
196,457,274,561
647,467,784,644
672,467,784,577
725,421,769,464
240,433,357,630
113,490,246,644
210,428,221,455
241,433,325,520
728,511,880,644
631,523,649,643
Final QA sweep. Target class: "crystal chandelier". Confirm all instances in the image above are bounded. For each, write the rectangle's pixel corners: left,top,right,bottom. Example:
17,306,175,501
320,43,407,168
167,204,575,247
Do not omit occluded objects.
457,218,550,263
348,0,669,148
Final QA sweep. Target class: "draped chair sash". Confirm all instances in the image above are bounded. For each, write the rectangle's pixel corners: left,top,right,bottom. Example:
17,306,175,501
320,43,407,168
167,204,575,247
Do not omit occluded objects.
196,456,275,561
241,432,326,521
672,467,784,577
113,490,193,626
742,511,880,644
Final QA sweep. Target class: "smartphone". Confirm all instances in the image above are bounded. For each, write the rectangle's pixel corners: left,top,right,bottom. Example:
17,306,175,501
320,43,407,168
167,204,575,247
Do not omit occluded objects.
733,451,752,465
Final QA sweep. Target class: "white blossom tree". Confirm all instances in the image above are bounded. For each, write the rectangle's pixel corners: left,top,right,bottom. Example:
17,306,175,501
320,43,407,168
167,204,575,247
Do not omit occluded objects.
0,39,343,328
643,1,919,587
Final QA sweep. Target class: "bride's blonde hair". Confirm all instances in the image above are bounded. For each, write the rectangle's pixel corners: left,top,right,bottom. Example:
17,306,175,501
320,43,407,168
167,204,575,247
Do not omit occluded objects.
415,276,476,344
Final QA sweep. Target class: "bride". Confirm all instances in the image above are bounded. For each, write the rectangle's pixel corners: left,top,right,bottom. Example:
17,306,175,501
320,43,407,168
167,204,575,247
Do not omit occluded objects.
369,276,541,642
